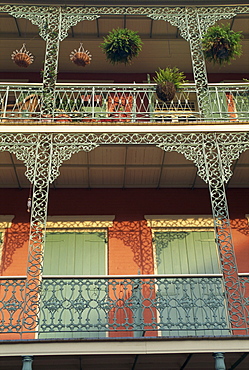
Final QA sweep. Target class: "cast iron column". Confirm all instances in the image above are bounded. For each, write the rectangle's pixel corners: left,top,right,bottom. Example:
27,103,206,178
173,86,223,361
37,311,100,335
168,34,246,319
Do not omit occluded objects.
203,134,246,333
213,353,226,370
22,356,33,370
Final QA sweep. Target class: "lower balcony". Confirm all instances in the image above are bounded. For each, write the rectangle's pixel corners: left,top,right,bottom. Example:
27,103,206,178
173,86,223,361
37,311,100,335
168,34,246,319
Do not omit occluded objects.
0,82,249,125
1,274,249,340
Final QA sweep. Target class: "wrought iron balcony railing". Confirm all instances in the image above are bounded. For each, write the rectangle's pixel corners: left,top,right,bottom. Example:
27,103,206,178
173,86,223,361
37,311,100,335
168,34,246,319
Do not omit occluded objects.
0,277,26,334
239,273,249,327
0,82,248,124
0,274,233,339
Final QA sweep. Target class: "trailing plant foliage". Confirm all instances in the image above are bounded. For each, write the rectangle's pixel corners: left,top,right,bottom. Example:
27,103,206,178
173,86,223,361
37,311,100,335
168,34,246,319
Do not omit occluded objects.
154,67,187,89
202,24,243,66
100,28,143,65
153,67,187,102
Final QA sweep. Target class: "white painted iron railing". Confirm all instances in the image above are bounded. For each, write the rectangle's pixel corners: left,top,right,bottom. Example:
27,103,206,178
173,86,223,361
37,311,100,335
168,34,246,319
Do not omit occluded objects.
0,82,248,123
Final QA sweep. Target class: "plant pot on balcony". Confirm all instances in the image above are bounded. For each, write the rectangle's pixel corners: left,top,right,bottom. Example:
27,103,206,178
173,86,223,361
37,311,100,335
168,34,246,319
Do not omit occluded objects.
154,67,187,102
156,81,176,102
55,113,72,122
11,43,34,68
41,114,53,123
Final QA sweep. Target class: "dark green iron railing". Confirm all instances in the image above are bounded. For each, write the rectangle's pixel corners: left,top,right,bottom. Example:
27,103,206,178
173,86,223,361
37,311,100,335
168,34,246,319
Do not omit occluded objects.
0,275,233,338
239,274,249,329
39,275,229,338
0,277,26,333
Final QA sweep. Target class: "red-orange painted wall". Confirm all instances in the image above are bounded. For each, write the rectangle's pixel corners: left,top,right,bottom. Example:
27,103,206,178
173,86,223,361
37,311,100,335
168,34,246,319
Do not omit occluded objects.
0,193,30,276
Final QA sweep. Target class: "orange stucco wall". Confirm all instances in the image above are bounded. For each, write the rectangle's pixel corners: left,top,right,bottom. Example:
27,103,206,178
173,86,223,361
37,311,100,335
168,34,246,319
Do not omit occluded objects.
0,191,30,276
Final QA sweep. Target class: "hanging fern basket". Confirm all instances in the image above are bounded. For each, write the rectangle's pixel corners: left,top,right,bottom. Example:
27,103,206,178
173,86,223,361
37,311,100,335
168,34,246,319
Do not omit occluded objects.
70,43,92,67
11,43,34,68
202,24,243,66
100,28,143,65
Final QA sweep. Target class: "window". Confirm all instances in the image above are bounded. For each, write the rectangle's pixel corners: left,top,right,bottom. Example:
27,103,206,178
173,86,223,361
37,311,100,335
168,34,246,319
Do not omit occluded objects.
39,215,114,339
145,215,230,336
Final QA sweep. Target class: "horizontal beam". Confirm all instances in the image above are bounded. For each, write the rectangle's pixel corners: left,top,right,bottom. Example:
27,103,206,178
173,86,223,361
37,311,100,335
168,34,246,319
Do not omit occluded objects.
1,163,249,169
42,273,223,278
1,125,249,133
1,34,249,41
0,1,248,7
0,337,249,357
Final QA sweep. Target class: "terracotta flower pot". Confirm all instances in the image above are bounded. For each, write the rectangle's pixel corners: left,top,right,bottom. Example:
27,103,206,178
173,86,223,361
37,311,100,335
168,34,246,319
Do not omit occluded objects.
70,43,91,67
156,81,176,102
11,44,34,68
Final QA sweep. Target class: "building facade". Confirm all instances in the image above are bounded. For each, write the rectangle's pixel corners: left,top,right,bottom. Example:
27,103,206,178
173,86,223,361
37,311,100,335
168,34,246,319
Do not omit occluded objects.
0,1,249,369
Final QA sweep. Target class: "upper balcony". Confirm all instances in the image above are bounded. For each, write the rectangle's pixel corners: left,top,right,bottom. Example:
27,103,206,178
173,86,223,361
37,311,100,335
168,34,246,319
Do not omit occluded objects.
0,3,249,128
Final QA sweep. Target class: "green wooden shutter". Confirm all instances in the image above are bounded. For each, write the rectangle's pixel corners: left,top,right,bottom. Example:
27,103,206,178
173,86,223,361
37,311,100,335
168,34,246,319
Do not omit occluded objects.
0,232,2,264
40,232,107,339
156,231,220,274
43,232,106,275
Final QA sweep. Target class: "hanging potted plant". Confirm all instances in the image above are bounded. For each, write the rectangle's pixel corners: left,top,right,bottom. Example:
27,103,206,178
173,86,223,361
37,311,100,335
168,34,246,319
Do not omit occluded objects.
11,43,34,68
100,28,143,65
70,43,92,67
153,67,187,102
202,24,243,66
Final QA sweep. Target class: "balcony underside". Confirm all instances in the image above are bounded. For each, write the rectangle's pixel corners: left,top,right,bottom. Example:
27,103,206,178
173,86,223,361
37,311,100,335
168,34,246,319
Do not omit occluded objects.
1,142,249,189
1,7,248,77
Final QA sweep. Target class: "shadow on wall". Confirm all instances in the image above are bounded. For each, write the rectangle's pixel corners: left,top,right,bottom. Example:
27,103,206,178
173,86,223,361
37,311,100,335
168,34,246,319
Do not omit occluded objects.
230,218,249,236
1,222,30,275
109,220,154,275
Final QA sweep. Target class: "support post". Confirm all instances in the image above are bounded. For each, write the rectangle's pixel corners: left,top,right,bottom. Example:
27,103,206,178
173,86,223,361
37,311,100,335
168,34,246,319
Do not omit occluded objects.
185,7,211,118
42,8,61,116
22,356,33,370
22,134,53,334
213,353,226,370
202,134,246,333
39,8,99,117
